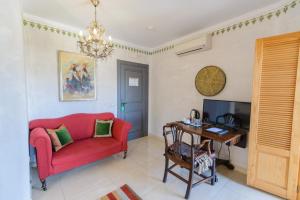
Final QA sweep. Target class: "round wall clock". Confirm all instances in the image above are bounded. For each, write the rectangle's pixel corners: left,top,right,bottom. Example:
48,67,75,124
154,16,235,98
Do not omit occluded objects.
195,66,226,96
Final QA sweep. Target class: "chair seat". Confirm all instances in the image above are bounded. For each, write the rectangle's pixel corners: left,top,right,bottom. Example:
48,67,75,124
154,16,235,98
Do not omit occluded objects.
168,142,215,165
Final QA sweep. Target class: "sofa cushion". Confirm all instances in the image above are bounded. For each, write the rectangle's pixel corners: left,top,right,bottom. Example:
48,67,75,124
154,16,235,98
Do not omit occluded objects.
47,125,74,152
94,120,113,137
52,137,122,166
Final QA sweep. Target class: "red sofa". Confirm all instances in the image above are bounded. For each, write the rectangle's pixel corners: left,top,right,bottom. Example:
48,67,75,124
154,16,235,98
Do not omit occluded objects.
29,113,131,190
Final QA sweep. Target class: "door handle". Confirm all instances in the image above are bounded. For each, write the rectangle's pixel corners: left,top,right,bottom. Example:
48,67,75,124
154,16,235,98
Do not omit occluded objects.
121,102,127,112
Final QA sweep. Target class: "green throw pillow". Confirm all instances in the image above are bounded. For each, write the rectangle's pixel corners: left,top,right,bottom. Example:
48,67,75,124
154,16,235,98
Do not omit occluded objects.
47,125,73,152
55,127,73,146
94,120,113,137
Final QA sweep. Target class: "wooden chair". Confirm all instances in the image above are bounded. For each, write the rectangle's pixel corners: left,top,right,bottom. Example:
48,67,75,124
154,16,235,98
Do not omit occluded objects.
162,123,216,199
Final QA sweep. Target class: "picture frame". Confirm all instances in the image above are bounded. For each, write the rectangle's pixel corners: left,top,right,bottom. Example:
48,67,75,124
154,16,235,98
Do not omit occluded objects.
58,50,96,101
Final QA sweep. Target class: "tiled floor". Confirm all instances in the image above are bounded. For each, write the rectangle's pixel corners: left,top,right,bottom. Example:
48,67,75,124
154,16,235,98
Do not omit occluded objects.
31,136,282,200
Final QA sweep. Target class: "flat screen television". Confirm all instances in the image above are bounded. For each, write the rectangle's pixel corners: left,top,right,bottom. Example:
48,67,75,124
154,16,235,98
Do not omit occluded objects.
202,99,251,131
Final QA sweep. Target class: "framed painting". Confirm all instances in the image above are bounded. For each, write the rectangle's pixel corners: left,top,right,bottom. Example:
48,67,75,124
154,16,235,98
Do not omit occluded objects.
58,51,96,101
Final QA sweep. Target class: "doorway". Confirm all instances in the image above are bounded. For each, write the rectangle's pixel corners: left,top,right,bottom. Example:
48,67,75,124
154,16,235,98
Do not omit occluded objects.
117,60,149,140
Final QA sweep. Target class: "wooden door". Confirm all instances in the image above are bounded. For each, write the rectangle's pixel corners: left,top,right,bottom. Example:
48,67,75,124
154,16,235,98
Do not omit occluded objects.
117,60,149,140
247,32,300,200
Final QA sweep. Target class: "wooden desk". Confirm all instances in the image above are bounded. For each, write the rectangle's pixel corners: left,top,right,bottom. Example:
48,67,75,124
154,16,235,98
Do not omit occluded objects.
166,121,244,170
167,122,243,144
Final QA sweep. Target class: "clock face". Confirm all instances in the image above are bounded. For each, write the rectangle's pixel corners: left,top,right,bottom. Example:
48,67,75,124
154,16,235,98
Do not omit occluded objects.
195,66,226,96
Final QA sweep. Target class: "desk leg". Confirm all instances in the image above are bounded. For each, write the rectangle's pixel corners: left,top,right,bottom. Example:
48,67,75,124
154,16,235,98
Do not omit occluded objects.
201,137,235,170
215,141,235,170
216,158,235,170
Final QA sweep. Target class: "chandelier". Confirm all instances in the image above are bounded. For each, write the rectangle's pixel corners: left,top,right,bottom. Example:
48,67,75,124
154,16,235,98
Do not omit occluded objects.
78,0,113,59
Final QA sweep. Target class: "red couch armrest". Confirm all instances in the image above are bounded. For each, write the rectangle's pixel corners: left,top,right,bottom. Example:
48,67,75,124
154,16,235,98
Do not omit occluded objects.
112,118,132,151
29,128,53,180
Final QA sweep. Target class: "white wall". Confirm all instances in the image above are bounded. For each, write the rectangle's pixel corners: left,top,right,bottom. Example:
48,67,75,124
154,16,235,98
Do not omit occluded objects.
24,28,150,120
0,0,30,199
149,5,300,171
23,1,300,173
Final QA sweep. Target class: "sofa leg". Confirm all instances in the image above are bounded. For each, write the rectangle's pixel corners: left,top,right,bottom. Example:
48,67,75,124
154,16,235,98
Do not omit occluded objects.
41,180,47,191
123,150,127,159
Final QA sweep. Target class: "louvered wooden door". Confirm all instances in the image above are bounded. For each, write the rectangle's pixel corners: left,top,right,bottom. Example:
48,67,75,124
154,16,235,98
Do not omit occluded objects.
247,32,300,200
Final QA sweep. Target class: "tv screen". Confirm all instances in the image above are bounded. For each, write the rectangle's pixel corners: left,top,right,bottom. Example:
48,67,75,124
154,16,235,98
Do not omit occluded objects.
202,99,251,130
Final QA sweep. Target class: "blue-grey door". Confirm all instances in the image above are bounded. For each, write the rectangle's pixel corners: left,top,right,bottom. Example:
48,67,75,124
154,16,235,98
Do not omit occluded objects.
117,60,149,140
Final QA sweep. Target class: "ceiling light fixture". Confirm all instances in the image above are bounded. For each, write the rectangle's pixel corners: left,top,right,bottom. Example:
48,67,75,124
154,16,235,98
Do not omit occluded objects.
77,0,113,59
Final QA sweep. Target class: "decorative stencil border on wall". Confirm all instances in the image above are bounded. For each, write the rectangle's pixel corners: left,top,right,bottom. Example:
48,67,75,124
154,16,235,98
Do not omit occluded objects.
211,0,300,37
22,19,152,55
23,0,299,55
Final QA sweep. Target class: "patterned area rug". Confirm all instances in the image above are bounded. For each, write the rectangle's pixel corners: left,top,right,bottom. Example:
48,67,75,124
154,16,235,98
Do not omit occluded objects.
100,184,142,200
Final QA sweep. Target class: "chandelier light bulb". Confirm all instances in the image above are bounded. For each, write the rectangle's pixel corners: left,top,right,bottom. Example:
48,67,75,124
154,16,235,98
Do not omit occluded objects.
93,28,97,35
77,0,113,59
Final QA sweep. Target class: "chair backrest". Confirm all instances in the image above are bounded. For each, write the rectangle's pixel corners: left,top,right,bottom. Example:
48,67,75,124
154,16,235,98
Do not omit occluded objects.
163,123,194,163
216,113,240,128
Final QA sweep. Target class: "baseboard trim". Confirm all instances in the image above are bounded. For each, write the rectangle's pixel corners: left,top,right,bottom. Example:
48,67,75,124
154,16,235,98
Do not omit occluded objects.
147,134,163,141
233,164,247,174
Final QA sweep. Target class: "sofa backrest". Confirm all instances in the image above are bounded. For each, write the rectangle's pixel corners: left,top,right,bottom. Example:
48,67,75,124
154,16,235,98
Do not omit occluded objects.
29,113,115,141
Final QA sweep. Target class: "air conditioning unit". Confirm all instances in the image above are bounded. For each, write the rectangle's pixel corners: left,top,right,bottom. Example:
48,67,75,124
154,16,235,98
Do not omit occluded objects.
175,34,212,56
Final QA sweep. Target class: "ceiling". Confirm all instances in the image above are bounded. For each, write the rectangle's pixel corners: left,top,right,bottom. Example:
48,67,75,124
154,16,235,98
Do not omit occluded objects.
23,0,282,47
